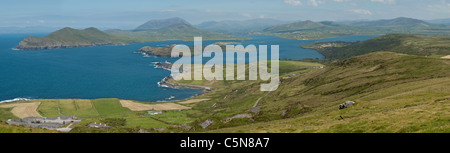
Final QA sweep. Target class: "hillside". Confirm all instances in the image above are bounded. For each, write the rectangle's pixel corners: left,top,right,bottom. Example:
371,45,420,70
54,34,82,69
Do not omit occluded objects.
16,27,128,50
134,17,191,31
106,22,238,42
264,17,450,40
302,34,450,59
194,52,450,133
264,20,357,40
351,17,431,28
196,18,290,33
159,52,449,133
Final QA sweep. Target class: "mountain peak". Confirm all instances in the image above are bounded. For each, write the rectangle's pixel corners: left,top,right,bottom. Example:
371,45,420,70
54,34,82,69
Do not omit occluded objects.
134,17,191,31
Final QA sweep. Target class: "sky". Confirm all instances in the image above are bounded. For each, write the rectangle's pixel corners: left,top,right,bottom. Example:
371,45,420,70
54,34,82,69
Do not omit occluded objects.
1,0,450,29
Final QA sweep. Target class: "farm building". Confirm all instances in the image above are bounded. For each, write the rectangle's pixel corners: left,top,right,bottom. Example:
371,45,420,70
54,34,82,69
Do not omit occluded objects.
148,111,163,115
6,116,82,129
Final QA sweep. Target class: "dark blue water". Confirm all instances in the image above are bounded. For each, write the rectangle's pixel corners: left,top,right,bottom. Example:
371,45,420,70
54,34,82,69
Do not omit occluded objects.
0,34,378,102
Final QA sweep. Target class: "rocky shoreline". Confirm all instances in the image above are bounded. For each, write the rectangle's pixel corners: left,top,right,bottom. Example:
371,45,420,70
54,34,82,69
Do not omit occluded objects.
154,61,212,93
154,61,173,70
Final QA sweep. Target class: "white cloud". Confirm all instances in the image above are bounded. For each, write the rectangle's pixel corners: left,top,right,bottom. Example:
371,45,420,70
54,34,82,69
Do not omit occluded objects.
284,0,302,6
370,0,395,4
38,20,45,23
351,9,372,15
308,0,325,7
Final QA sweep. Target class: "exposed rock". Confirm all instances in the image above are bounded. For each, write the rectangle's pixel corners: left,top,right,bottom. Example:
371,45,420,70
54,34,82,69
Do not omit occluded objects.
223,114,253,123
249,107,260,114
88,122,112,129
178,123,193,131
339,101,355,110
281,110,287,117
158,76,212,92
199,119,213,129
137,45,178,58
138,129,150,133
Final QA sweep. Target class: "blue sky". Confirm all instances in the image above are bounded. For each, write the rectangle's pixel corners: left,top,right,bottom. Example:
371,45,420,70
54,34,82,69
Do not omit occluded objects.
1,0,450,29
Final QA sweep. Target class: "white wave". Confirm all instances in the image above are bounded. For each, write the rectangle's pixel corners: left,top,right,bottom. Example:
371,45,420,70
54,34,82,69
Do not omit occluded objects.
166,96,175,100
157,81,169,88
11,48,19,51
0,98,32,103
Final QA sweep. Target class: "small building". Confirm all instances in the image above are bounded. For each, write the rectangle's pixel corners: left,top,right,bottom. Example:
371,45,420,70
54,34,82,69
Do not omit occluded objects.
6,116,82,130
88,122,112,128
148,111,163,115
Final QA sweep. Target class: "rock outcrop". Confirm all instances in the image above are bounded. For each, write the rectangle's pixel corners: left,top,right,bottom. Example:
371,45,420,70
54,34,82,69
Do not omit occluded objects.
339,101,355,110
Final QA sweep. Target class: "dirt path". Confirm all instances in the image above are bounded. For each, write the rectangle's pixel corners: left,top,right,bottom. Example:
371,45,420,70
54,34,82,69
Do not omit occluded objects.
119,100,190,111
179,99,209,104
441,55,450,59
253,86,277,107
0,102,42,118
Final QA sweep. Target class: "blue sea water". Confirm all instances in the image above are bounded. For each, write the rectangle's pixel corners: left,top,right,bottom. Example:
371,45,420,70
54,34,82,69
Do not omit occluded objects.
0,34,378,102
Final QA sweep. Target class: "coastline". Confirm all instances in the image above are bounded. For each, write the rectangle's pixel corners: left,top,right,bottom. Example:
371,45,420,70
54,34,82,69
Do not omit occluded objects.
16,37,248,51
154,61,212,94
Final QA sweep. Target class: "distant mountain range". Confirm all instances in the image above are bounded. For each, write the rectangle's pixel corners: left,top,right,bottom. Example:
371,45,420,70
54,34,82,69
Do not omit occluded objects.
195,18,291,33
427,18,450,25
16,17,450,50
264,17,450,40
16,17,237,50
302,34,450,59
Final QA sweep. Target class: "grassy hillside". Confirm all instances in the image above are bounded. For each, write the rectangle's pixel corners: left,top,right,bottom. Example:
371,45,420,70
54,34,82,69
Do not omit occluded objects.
264,17,450,40
196,18,291,33
302,34,450,59
191,52,450,133
264,20,357,40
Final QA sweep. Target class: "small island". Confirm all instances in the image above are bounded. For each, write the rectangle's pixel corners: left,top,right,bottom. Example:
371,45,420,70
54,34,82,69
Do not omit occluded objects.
137,42,256,58
16,27,128,50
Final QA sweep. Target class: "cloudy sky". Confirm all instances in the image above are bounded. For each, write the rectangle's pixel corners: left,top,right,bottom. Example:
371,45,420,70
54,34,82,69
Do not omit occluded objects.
1,0,450,29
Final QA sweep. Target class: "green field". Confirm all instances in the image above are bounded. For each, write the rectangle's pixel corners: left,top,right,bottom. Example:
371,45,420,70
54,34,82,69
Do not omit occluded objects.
30,98,197,132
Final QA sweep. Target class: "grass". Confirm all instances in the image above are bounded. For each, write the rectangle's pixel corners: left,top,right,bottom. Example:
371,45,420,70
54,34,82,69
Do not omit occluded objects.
37,100,61,117
0,108,17,121
204,52,450,133
92,99,131,116
302,34,450,59
0,121,58,133
0,54,448,133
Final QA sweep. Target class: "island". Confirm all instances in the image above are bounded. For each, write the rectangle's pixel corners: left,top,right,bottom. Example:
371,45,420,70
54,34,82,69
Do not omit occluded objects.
16,27,128,50
137,42,253,58
16,17,240,50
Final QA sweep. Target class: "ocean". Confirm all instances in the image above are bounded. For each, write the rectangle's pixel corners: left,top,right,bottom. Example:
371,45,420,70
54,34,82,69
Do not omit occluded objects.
0,34,378,102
